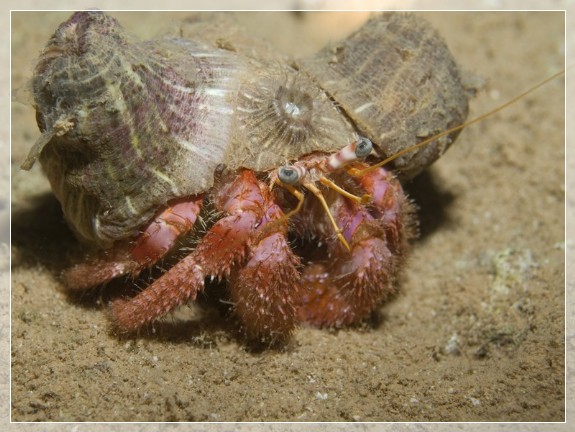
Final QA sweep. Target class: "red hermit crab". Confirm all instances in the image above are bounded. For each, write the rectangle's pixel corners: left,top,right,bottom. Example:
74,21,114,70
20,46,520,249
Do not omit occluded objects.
21,11,470,343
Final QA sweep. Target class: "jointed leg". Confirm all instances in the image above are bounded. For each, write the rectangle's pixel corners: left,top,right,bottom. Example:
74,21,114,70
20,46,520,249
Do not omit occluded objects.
63,196,203,290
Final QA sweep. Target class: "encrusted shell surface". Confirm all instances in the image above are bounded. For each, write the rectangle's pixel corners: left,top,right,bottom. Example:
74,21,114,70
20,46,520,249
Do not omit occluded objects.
24,11,469,248
299,12,469,180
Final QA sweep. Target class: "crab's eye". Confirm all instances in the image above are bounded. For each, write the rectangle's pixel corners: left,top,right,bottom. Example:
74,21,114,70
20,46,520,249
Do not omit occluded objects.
278,166,302,185
355,137,373,158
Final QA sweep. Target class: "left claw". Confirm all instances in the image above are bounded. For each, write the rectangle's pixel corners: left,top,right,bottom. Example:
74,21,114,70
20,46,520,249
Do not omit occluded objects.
110,170,301,342
296,165,415,327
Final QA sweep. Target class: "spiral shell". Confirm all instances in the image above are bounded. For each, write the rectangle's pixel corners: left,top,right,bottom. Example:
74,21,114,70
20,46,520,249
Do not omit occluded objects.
25,11,357,246
23,11,469,248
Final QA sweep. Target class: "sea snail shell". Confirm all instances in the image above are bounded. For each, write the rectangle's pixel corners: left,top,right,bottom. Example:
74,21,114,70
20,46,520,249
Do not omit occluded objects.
23,11,469,248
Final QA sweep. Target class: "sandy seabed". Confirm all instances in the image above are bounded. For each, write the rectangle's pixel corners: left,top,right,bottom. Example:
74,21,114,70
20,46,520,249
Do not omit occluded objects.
10,11,565,422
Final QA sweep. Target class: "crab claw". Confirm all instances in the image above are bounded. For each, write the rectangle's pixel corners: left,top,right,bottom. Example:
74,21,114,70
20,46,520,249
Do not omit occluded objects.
296,166,415,327
231,230,300,342
110,170,301,342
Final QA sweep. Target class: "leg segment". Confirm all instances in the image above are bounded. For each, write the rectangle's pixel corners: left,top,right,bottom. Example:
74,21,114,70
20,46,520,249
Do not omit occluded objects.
63,196,203,290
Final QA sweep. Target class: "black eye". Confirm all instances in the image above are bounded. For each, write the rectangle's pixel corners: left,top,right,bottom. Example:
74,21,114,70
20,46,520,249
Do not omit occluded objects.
278,166,301,185
355,137,373,158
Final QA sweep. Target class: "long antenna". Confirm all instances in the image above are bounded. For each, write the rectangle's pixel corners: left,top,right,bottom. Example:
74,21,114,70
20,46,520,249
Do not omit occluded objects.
351,69,565,177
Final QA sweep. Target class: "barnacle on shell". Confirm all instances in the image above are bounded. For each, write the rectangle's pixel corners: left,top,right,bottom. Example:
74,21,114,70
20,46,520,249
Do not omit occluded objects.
224,62,357,170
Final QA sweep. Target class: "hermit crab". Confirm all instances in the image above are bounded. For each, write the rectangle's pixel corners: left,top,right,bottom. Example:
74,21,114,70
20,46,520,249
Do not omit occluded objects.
21,11,470,343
